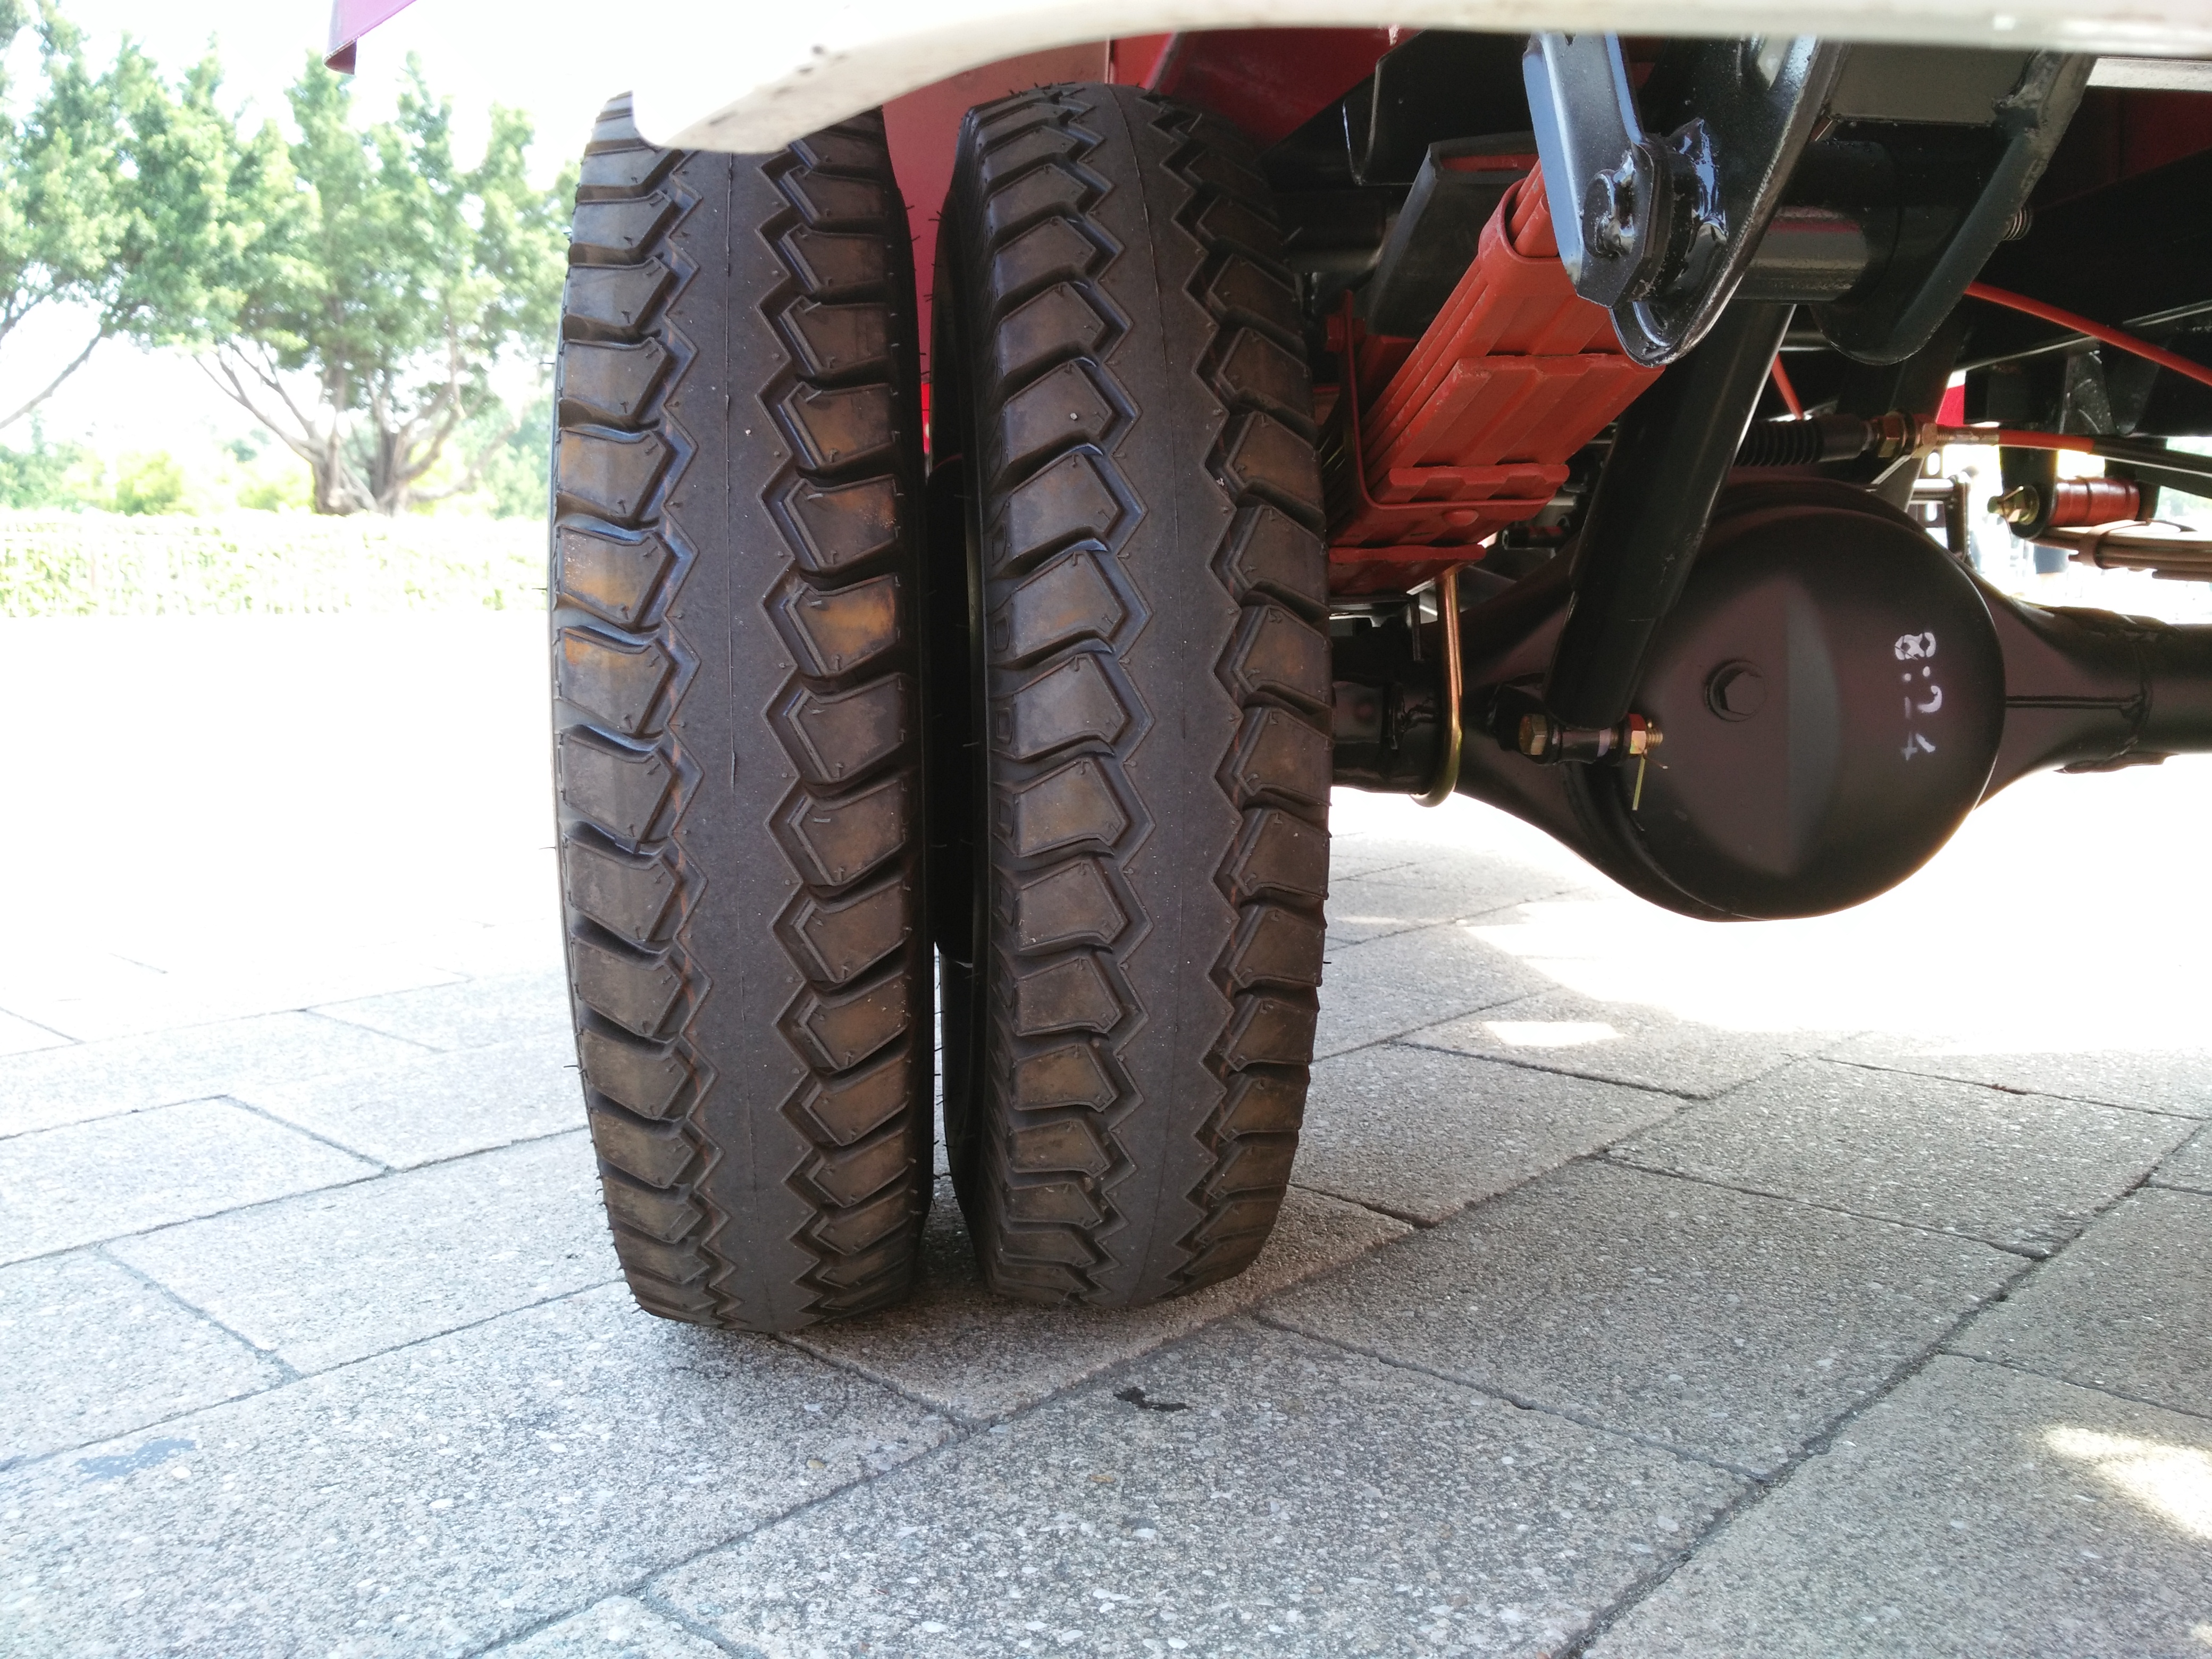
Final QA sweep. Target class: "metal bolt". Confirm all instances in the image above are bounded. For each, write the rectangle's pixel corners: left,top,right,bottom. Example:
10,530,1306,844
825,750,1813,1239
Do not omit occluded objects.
1706,661,1766,720
1518,713,1551,757
1582,159,1639,259
1990,485,2042,526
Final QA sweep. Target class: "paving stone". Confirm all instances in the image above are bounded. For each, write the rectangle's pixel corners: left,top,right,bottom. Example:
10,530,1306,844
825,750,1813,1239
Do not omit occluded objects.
315,967,573,1053
1316,923,1548,1060
1327,787,1603,885
0,1284,953,1659
1407,986,1831,1099
0,1009,68,1057
1325,857,1591,946
0,1012,432,1141
239,1036,584,1168
1613,1058,2191,1257
484,1596,729,1657
2154,1127,2212,1193
0,947,466,1044
791,1181,1407,1422
1826,1031,2212,1118
659,1318,1742,1659
1270,1161,2021,1475
414,910,566,981
1948,1186,2212,1418
1590,1356,2212,1659
0,1099,379,1267
1296,1043,1678,1224
1322,840,1423,881
111,1132,617,1373
0,1252,284,1468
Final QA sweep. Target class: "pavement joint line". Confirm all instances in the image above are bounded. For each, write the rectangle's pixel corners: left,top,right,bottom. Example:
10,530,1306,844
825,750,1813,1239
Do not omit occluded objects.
1548,1233,2045,1657
1,1125,598,1276
455,1400,997,1658
1309,992,1537,1062
216,1093,399,1175
1245,1309,1769,1483
780,1174,1421,1428
237,1110,591,1182
0,1049,589,1154
298,1005,455,1053
1555,1121,2187,1656
1319,857,1424,883
1821,1053,2211,1122
0,1163,396,1274
776,1332,993,1431
1384,1038,1719,1102
1284,1179,1443,1229
1598,1154,2056,1261
1319,880,1593,948
351,1122,593,1178
0,1092,230,1145
2147,1175,2212,1196
0,996,453,1070
487,1275,1576,1654
1381,1036,1720,1102
630,1589,764,1658
91,1241,307,1384
0,1005,78,1046
0,1274,635,1481
1934,1349,2212,1428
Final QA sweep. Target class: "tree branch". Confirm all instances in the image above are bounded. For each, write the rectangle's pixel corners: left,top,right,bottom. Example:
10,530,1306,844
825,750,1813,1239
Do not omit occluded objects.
0,328,107,432
409,403,523,503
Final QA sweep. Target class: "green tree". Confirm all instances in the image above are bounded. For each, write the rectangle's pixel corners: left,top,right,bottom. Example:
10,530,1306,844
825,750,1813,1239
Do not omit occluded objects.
0,2,253,429
204,57,570,515
467,391,551,517
108,449,184,513
0,418,93,507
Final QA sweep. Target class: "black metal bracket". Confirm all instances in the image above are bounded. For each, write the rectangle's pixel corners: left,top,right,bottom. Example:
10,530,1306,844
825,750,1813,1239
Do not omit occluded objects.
1812,51,2094,365
1523,32,1844,366
1543,301,1794,729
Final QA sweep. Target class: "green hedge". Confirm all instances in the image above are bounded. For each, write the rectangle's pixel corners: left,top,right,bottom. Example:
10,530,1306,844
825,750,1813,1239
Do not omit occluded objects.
0,511,548,616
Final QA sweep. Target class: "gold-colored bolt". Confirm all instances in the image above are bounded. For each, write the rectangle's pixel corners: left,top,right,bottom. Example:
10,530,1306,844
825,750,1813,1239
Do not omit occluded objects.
1518,714,1549,757
1990,485,2041,526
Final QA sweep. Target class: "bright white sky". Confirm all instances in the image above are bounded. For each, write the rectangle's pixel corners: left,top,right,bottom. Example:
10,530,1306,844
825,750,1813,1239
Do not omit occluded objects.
5,0,621,456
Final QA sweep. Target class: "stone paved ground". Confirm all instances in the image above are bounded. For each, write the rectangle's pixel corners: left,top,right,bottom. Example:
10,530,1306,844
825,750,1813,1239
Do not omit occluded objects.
3,613,2210,1658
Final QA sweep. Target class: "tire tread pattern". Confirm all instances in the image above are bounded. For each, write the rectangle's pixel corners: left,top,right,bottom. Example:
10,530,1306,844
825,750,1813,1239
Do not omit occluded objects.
951,85,1330,1306
552,97,928,1331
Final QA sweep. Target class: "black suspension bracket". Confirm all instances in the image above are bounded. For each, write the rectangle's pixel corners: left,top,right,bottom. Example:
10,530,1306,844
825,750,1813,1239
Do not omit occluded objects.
1523,35,2093,368
1523,32,1844,365
1542,299,1792,730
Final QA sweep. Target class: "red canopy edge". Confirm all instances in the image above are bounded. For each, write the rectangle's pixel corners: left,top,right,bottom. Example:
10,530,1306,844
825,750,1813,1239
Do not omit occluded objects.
326,0,419,71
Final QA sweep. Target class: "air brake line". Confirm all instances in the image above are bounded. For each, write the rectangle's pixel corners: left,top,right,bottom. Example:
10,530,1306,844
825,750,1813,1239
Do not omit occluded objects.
1964,282,2212,394
1767,352,1805,418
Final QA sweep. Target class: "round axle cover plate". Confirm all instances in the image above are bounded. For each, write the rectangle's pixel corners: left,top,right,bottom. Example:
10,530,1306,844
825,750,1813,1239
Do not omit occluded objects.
1621,482,2005,918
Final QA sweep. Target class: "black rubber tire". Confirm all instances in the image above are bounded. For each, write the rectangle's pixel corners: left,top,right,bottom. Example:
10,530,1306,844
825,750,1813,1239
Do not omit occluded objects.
550,98,932,1331
931,84,1334,1307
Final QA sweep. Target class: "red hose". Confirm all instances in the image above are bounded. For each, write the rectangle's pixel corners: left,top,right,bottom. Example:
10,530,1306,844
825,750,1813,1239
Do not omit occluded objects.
1964,281,2212,392
1769,354,1804,418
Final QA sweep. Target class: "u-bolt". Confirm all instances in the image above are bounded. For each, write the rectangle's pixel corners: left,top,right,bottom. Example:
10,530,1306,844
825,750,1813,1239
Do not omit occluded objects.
1418,565,1465,808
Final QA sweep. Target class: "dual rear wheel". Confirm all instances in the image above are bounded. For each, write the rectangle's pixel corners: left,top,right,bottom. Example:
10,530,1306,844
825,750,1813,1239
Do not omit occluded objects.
550,87,1332,1331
